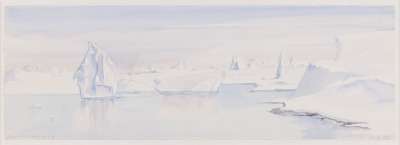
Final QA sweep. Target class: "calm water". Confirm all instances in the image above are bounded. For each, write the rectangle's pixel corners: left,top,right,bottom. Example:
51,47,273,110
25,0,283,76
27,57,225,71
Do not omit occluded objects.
5,87,379,140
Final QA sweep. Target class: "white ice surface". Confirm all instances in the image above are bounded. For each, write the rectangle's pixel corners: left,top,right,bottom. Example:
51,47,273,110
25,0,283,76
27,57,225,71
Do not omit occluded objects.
285,77,395,137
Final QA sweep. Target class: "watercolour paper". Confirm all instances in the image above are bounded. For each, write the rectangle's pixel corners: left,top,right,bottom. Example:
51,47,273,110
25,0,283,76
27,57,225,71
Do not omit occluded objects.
1,2,397,143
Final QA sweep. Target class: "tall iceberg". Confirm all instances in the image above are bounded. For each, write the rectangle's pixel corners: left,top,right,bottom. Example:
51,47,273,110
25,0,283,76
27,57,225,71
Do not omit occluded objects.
275,50,283,79
333,36,342,61
73,42,118,99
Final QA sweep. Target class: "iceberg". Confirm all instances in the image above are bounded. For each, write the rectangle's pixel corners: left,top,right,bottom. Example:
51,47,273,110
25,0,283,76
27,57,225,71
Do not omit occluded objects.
333,36,342,61
279,77,395,131
229,56,240,71
294,64,354,96
274,50,283,79
73,42,118,99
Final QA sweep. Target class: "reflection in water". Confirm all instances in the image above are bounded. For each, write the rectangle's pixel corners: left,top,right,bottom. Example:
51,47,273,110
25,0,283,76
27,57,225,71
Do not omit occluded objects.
160,94,217,115
77,99,115,138
66,93,375,139
162,95,215,109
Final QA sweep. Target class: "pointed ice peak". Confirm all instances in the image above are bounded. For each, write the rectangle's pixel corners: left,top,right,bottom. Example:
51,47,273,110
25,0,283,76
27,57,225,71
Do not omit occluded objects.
334,37,341,48
275,49,284,79
333,36,342,61
74,42,118,99
88,41,101,52
289,56,294,65
230,56,240,71
85,41,99,56
88,41,96,48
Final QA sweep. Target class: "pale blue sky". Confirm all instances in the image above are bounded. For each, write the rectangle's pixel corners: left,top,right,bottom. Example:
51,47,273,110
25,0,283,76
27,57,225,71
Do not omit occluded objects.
6,6,393,35
4,6,395,67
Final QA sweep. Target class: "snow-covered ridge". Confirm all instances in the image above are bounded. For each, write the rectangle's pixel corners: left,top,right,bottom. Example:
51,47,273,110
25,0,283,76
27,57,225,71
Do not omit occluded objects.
294,63,356,96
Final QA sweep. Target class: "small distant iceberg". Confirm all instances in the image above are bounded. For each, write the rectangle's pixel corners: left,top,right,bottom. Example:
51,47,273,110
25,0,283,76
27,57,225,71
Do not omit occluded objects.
229,56,240,71
250,49,305,95
274,50,283,79
73,42,118,99
333,36,342,61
